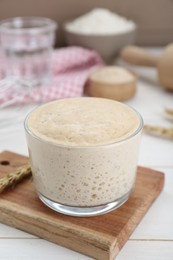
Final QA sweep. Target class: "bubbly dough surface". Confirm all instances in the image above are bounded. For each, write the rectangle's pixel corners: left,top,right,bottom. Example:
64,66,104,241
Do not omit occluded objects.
27,97,140,146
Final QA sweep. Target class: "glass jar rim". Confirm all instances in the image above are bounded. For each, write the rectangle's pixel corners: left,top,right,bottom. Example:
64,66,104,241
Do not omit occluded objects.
24,98,144,149
0,17,57,34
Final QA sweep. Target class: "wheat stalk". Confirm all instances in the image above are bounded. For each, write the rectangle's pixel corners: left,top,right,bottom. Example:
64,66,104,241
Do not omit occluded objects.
0,164,32,193
165,108,173,116
144,125,173,140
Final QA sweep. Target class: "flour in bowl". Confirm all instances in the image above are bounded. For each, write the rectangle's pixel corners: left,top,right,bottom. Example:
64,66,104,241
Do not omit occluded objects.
65,8,136,35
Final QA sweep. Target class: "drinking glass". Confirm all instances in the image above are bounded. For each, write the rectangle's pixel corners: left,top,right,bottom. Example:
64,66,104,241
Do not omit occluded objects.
0,17,57,86
25,99,143,217
0,17,57,131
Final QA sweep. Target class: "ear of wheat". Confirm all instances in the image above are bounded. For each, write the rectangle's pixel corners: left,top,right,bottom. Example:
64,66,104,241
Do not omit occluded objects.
0,164,32,193
144,125,173,140
165,108,173,116
144,108,173,140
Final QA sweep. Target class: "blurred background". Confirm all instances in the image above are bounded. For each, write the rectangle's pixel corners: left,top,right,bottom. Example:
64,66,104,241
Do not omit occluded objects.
1,0,173,46
1,0,173,136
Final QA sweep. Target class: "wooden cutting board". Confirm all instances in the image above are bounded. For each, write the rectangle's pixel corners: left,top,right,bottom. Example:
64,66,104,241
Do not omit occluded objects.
0,151,164,260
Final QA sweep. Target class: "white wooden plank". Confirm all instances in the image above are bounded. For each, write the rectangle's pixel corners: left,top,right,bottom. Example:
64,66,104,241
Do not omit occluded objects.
139,136,173,167
117,241,173,260
0,223,35,238
131,168,173,240
0,239,88,260
1,239,173,260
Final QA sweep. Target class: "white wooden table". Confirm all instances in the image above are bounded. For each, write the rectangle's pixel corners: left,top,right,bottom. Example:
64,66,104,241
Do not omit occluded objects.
0,49,173,260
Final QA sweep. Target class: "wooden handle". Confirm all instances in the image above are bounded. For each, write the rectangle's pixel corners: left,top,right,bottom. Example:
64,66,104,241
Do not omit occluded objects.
120,46,159,67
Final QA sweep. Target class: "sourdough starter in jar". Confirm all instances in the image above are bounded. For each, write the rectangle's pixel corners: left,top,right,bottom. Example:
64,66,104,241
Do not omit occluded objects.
25,97,143,215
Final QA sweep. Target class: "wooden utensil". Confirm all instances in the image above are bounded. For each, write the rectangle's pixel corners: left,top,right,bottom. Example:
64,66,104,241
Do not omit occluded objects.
86,66,137,101
121,44,173,90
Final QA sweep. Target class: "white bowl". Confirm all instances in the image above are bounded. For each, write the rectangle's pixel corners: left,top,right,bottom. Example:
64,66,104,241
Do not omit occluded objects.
63,22,137,63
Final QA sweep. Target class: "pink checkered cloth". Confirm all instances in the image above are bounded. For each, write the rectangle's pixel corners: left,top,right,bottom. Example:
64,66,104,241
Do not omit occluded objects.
0,46,104,104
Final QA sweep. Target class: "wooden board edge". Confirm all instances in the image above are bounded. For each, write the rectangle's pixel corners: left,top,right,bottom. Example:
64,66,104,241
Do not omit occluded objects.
0,200,112,260
110,170,165,259
0,151,166,260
